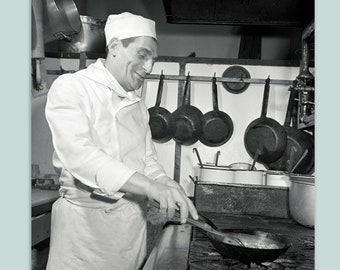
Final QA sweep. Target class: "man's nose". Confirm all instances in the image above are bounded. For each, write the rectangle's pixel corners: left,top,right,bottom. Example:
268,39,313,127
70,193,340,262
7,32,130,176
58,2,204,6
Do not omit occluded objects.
143,59,154,74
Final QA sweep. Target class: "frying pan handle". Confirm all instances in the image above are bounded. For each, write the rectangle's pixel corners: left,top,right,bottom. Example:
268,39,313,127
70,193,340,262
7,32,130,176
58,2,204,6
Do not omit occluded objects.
155,73,165,107
212,76,219,111
148,200,215,232
183,74,191,106
283,88,298,127
260,77,271,118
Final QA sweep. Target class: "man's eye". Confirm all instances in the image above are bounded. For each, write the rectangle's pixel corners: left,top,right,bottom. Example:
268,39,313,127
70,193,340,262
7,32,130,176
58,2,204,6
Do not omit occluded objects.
138,53,147,59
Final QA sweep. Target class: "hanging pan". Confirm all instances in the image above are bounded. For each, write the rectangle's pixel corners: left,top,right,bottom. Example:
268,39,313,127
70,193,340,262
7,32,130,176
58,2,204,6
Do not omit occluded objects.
267,88,314,173
244,78,287,164
199,75,234,147
172,74,203,145
148,73,174,143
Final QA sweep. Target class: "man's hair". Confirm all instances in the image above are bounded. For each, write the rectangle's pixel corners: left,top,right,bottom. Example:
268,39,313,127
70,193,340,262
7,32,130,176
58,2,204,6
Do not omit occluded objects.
106,37,158,55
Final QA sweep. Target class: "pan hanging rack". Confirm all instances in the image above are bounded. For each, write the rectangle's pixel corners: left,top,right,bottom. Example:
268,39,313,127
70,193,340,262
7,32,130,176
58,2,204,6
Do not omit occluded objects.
145,73,294,86
46,69,294,85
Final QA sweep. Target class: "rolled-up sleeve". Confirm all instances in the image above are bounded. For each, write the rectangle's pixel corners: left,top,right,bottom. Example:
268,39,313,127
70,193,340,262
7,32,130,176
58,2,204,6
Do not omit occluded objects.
45,75,135,197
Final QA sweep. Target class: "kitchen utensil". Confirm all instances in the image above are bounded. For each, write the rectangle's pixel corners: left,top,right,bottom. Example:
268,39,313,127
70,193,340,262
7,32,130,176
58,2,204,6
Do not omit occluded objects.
149,200,246,247
229,162,254,170
148,73,174,143
44,15,106,54
290,149,308,173
150,200,290,264
244,77,287,164
233,170,264,185
193,148,203,168
172,74,203,145
215,151,221,166
250,148,261,170
289,174,314,227
265,171,289,187
208,229,291,264
43,0,81,43
193,148,234,183
199,75,234,147
222,66,251,94
267,88,314,174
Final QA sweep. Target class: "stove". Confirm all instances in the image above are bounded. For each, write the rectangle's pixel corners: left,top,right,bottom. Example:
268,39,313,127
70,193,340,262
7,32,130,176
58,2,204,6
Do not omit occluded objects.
188,213,314,270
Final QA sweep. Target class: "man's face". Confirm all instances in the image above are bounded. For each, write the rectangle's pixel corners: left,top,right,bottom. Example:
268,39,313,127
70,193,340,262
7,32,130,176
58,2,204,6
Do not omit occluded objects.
114,36,158,92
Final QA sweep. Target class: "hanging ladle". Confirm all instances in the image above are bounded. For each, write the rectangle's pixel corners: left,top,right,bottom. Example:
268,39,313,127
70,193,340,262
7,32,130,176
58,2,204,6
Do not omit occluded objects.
290,149,309,174
193,148,203,168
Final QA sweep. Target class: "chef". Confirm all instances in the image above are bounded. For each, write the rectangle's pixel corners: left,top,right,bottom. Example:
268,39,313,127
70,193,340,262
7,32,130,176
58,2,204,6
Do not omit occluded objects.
45,12,198,270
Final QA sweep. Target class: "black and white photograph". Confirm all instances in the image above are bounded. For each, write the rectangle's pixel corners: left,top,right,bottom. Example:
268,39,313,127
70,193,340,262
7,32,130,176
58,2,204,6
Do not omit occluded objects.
29,0,320,269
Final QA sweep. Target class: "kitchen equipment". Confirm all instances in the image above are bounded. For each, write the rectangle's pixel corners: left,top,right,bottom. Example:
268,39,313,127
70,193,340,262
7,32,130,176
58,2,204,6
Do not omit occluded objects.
193,148,234,183
43,0,82,43
233,170,264,185
199,75,234,147
229,162,254,170
149,200,246,247
267,88,314,174
244,77,287,164
222,65,251,94
44,15,106,54
289,174,315,227
148,73,174,143
208,229,291,264
265,170,289,187
172,74,203,145
151,200,291,264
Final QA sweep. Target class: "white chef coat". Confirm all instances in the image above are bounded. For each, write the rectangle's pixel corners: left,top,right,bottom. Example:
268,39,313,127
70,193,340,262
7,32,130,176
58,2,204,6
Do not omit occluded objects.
45,59,166,270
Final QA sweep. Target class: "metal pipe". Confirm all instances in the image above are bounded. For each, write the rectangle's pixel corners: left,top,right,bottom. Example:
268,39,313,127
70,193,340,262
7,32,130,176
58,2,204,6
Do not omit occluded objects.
298,20,314,81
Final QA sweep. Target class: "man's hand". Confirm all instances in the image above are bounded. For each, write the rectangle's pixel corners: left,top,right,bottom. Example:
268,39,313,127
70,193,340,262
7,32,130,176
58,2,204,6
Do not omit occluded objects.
152,176,198,223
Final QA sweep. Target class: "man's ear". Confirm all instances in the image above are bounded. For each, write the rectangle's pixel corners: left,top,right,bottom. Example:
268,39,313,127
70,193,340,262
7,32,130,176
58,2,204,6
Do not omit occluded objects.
107,38,120,57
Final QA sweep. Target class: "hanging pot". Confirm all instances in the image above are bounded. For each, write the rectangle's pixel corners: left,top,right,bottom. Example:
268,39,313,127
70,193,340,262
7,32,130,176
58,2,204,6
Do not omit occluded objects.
44,15,106,54
172,74,203,145
267,88,314,174
199,75,234,147
148,73,174,143
43,0,82,43
244,78,287,164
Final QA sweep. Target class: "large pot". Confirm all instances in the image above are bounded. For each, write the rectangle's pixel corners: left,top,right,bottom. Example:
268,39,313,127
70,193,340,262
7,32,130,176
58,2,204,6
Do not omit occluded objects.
45,15,106,54
199,166,234,183
289,174,315,227
43,0,82,43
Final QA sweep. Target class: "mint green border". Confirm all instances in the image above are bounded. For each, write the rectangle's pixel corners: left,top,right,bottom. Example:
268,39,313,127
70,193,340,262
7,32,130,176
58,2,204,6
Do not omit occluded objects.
0,1,30,269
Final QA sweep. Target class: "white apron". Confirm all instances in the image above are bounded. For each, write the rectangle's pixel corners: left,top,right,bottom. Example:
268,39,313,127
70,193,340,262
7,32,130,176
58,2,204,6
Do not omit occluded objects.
45,59,166,270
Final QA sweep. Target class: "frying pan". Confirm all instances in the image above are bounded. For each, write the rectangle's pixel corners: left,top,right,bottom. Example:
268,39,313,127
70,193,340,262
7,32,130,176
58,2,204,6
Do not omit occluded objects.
244,78,287,164
172,74,203,145
199,75,234,147
267,88,314,173
148,73,174,143
150,200,290,264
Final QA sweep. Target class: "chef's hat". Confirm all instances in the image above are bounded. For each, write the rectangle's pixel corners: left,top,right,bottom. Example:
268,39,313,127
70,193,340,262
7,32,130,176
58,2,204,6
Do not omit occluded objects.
104,12,157,45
